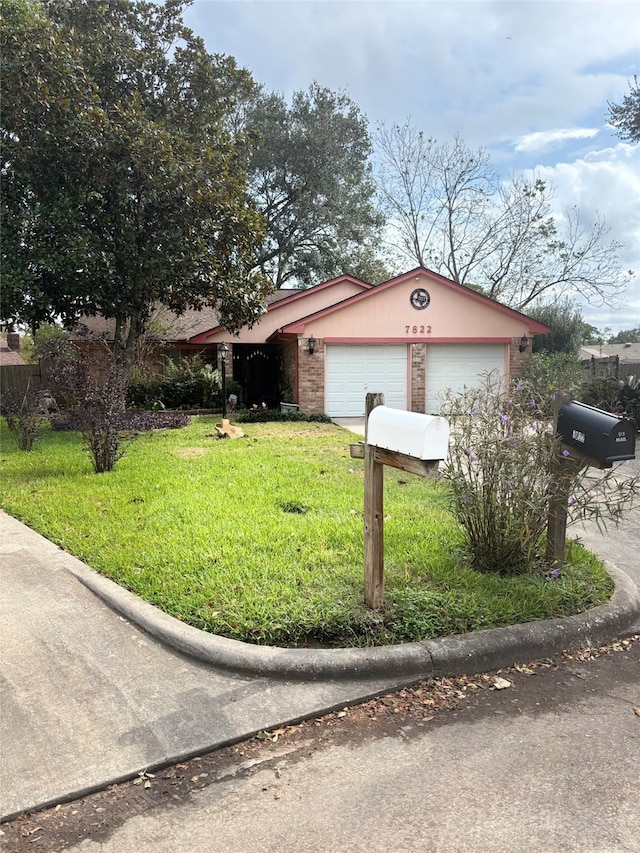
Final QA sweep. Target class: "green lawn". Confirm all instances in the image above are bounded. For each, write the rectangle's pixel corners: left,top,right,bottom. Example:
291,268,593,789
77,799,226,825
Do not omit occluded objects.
0,418,613,646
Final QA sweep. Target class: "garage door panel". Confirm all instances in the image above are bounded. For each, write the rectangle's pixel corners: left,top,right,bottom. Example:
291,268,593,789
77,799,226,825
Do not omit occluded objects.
425,344,505,414
326,345,407,417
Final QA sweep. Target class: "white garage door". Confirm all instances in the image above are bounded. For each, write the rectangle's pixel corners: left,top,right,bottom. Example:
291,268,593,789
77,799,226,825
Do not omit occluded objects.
425,344,506,414
325,344,407,417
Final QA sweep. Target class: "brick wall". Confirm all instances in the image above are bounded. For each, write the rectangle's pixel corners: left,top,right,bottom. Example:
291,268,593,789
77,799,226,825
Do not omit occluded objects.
297,337,325,413
509,337,532,380
280,341,297,402
410,343,426,412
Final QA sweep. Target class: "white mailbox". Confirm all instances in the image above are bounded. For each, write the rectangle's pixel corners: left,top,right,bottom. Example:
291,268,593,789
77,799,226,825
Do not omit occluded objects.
367,406,450,461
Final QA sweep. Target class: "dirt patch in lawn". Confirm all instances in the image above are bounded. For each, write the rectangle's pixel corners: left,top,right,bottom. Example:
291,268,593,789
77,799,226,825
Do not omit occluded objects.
245,425,338,440
174,447,209,458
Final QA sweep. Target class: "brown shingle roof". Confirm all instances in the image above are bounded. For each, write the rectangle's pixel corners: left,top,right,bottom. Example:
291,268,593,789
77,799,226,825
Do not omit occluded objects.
72,292,296,342
0,336,27,366
71,306,222,343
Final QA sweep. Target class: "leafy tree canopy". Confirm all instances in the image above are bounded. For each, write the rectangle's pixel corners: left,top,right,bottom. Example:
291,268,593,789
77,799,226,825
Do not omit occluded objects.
581,323,607,346
607,76,640,143
1,0,271,361
528,298,590,356
607,327,640,344
245,83,385,288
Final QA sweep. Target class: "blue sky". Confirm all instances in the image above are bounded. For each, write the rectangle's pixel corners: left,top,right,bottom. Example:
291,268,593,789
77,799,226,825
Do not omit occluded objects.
183,0,640,335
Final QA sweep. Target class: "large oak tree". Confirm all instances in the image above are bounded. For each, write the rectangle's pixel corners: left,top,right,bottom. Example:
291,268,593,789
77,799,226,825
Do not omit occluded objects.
1,0,271,362
244,83,386,288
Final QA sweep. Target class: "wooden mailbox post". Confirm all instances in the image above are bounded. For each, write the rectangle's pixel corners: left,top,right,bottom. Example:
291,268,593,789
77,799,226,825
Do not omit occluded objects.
350,393,450,610
547,394,637,566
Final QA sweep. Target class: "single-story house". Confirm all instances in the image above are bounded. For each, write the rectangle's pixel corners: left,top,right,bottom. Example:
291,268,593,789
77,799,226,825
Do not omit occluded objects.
73,267,549,415
580,343,640,362
185,266,549,416
579,343,640,379
0,333,27,367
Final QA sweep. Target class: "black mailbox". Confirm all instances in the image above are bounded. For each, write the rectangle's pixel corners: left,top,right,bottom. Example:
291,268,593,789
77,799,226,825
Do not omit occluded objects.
557,401,636,467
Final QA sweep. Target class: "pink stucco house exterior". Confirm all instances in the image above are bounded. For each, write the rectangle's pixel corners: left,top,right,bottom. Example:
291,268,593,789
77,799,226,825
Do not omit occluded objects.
186,267,549,416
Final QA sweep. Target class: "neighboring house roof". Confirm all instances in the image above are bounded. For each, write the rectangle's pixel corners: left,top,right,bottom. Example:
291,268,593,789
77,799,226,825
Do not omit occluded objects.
580,343,640,363
187,275,372,343
275,267,550,337
72,306,221,342
71,276,372,344
0,336,27,366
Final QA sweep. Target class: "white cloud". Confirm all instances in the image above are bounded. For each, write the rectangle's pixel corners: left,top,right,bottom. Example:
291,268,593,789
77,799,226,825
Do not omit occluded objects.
185,1,640,144
514,128,600,153
527,143,640,334
528,143,640,258
183,0,640,333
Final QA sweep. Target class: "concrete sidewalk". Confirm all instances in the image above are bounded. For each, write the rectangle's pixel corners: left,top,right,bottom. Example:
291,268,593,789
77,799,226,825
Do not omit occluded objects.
1,506,639,822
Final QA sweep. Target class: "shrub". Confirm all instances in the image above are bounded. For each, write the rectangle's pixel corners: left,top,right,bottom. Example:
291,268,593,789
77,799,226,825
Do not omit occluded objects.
126,373,164,410
440,372,640,575
578,375,620,412
126,354,226,410
235,408,331,424
161,355,220,409
78,361,129,473
19,323,72,365
1,387,44,451
617,375,640,426
51,409,190,432
47,343,129,473
117,411,190,431
520,352,584,415
577,374,640,427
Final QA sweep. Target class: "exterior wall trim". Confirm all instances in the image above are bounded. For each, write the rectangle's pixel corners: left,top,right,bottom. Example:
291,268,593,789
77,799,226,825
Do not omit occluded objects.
279,267,550,336
323,336,513,344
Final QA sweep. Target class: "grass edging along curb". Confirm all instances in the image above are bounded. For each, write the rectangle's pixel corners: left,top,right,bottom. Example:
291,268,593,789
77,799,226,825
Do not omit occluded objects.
61,548,640,682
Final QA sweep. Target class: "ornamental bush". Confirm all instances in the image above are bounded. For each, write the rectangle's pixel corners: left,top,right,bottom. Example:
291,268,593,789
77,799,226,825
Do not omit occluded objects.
1,387,44,451
235,408,331,424
126,354,237,410
46,342,129,473
440,372,639,576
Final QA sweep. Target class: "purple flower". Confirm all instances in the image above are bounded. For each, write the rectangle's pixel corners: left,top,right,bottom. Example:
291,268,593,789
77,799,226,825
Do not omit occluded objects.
562,449,570,457
469,406,478,415
569,497,578,506
550,569,560,579
515,382,524,392
500,414,509,423
529,399,536,407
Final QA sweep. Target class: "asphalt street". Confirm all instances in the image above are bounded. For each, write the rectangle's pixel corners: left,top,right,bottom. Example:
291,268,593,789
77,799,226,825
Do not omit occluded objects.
2,457,639,851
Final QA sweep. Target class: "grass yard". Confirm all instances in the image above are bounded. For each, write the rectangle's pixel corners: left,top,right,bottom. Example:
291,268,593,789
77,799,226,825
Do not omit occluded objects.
0,417,613,647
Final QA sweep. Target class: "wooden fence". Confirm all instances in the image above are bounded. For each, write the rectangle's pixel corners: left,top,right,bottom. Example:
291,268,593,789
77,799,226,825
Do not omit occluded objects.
580,355,639,380
0,361,53,394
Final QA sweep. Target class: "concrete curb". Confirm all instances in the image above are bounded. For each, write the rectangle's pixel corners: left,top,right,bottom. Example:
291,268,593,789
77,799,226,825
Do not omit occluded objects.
426,563,640,676
65,554,640,682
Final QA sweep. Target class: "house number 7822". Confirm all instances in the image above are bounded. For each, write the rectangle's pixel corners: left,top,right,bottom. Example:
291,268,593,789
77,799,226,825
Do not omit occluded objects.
405,325,431,335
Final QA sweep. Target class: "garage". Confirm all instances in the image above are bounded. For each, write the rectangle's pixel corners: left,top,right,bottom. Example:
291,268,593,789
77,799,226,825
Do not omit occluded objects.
425,343,506,413
325,344,408,417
